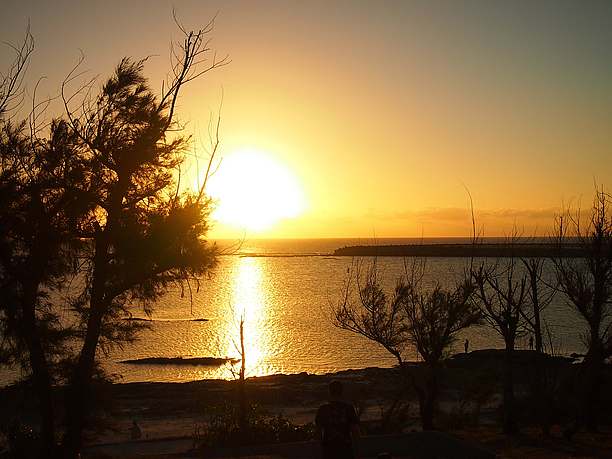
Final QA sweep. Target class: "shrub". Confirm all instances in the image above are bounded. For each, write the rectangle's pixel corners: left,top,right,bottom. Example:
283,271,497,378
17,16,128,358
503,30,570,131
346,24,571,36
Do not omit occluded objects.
195,402,315,448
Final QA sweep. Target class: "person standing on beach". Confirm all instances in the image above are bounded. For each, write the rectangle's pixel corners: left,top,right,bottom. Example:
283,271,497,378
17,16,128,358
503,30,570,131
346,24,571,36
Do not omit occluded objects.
464,338,469,354
315,380,360,459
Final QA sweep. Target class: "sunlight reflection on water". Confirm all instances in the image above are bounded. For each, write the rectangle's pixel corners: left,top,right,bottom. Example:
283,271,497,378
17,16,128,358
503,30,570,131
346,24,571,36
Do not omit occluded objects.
227,257,269,377
102,254,405,383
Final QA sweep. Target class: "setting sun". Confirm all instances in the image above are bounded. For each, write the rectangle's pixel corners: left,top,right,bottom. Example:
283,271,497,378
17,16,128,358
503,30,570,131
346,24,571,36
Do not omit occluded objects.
206,149,305,232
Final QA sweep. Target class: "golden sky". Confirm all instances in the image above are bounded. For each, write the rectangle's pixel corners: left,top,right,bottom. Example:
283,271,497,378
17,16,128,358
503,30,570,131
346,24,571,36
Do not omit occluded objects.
3,0,611,238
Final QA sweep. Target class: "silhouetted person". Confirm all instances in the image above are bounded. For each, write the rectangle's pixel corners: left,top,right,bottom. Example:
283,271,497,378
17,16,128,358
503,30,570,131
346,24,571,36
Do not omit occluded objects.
464,338,469,354
529,335,534,350
315,380,360,459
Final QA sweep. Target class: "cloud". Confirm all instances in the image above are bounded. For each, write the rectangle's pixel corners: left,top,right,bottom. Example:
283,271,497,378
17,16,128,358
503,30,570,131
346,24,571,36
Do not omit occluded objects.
369,206,561,223
479,207,561,220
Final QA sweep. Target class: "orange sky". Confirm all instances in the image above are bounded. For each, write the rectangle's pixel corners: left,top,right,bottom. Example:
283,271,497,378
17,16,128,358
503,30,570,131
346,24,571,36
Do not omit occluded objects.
3,0,611,238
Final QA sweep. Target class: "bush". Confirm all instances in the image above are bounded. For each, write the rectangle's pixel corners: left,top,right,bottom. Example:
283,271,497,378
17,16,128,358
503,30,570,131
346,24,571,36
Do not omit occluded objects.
195,402,315,448
1,421,42,458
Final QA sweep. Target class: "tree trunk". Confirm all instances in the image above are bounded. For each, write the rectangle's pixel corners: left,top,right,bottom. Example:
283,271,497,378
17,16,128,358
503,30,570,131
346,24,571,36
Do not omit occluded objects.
19,199,57,457
522,259,544,354
502,340,518,434
526,261,548,435
534,353,551,436
238,317,247,438
530,274,543,354
61,240,108,459
20,250,57,458
422,385,436,430
63,184,125,458
21,291,56,458
417,364,437,431
583,340,603,432
61,305,104,459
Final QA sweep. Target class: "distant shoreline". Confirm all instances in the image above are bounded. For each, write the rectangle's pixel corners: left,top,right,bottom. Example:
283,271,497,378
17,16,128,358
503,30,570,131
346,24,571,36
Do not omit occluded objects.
333,243,584,258
215,240,589,259
233,243,585,258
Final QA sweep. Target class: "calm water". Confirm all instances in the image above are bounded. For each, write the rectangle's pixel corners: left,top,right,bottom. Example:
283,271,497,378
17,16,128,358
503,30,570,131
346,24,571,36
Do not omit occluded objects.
1,238,586,386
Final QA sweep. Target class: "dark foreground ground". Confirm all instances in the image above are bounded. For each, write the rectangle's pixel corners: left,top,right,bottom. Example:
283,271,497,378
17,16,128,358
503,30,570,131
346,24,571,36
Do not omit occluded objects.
1,350,611,458
82,428,612,458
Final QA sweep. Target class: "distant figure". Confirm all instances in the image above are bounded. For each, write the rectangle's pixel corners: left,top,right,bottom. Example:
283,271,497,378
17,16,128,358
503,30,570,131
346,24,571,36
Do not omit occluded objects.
130,419,142,440
464,338,469,354
315,380,360,459
529,335,534,350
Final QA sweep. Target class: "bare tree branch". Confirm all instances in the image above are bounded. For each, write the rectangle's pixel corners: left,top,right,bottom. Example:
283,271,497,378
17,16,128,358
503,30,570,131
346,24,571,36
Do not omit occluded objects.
0,24,34,117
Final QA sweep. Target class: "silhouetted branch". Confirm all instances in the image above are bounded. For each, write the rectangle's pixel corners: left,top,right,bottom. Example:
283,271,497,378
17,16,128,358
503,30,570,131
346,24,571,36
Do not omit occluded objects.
549,186,612,434
160,13,230,131
0,24,34,117
334,256,480,429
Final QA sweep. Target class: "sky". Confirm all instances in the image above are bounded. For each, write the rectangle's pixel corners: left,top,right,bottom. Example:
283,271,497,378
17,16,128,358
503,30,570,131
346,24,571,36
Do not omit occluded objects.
2,0,611,239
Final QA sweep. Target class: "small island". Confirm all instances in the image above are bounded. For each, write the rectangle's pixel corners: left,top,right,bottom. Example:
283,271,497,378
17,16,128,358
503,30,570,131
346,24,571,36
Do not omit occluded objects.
120,357,240,366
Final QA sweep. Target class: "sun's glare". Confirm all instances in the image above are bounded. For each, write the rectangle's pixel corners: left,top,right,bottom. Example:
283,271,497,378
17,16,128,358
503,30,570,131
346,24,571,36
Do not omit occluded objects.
206,149,305,232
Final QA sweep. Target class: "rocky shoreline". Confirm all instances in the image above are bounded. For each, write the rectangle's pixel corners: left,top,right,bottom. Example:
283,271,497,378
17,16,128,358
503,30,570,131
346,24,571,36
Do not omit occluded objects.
1,350,611,458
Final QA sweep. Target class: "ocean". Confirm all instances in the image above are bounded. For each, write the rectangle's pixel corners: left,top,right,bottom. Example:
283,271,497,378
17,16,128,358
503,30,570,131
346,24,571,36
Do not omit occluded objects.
1,238,585,386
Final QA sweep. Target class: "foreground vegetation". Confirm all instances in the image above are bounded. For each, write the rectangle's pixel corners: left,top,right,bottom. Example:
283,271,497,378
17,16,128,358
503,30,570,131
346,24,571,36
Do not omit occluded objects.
1,350,611,457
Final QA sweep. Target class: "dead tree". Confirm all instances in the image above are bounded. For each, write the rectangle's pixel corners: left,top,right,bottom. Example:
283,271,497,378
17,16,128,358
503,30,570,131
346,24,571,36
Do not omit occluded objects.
335,258,480,430
238,315,247,437
517,254,559,436
551,188,612,434
471,259,529,434
520,257,555,354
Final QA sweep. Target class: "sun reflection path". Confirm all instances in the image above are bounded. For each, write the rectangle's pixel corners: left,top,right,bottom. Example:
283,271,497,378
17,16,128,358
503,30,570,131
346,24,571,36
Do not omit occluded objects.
227,257,271,377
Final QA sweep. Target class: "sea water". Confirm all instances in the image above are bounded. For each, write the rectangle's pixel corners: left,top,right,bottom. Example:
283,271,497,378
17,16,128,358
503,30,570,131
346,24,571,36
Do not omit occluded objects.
0,238,585,386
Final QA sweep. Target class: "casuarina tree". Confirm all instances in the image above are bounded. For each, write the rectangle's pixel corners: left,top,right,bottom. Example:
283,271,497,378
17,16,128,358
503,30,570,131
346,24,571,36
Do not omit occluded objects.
0,20,226,458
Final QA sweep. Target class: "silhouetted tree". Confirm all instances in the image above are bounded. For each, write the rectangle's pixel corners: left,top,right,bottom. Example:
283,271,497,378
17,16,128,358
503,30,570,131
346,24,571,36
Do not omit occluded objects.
0,27,84,456
470,259,529,434
519,256,556,435
59,26,226,454
519,258,554,354
1,20,226,458
335,259,480,430
551,188,612,435
0,117,89,457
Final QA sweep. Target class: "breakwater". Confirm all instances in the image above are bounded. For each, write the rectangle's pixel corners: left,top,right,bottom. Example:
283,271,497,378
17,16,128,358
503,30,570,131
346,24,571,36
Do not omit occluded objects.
333,243,584,258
